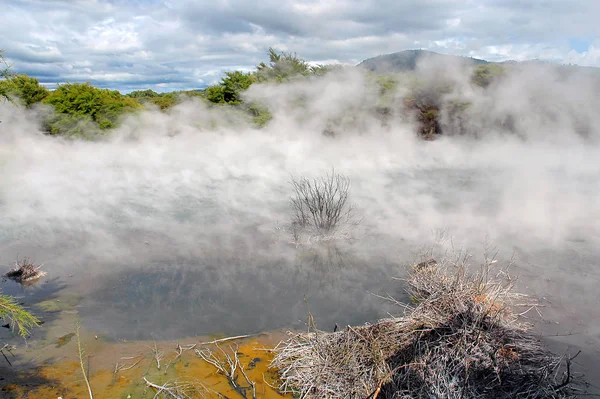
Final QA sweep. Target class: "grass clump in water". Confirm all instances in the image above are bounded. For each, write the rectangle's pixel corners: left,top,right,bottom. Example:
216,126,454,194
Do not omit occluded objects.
271,252,583,398
5,257,47,284
289,169,358,244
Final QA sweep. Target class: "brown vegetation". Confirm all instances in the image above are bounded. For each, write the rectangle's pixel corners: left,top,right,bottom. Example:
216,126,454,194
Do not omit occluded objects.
271,253,582,398
5,257,46,284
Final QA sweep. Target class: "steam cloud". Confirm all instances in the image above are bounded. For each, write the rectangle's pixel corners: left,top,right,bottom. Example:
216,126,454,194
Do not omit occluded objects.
0,60,599,379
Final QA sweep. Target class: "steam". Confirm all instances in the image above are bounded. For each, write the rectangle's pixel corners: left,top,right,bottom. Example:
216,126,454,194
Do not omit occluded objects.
0,60,599,342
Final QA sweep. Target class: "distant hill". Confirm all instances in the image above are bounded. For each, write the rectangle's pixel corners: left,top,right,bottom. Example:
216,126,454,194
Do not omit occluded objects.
357,50,489,73
357,49,600,75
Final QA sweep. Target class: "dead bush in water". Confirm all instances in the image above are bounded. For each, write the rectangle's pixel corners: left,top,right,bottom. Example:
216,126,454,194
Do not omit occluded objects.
271,253,583,398
5,257,46,284
290,170,356,242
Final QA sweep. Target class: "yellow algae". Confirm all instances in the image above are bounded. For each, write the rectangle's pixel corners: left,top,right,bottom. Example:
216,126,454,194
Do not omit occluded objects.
56,332,76,348
35,293,82,313
9,332,289,399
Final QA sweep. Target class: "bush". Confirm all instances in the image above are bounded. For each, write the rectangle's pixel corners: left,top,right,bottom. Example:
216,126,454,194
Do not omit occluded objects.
244,102,272,127
472,64,505,87
0,50,11,102
0,74,49,107
256,48,312,82
126,89,160,99
272,253,583,398
290,170,355,240
42,82,142,136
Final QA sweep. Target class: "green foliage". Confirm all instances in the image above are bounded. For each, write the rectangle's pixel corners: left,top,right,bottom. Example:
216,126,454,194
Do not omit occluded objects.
221,71,256,104
127,89,179,110
42,113,100,139
43,82,142,136
376,75,399,95
0,292,40,338
126,89,159,98
373,74,400,109
448,100,472,112
310,64,344,76
255,47,312,82
424,108,439,120
0,74,49,107
0,50,13,102
204,71,256,105
147,94,177,110
245,102,272,127
472,64,505,87
204,85,225,104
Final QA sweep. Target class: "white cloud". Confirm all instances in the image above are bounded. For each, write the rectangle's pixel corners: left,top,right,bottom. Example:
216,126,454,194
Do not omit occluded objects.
1,0,599,92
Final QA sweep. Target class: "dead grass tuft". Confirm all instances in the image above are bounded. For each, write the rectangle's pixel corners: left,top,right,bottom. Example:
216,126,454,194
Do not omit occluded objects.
5,257,47,284
271,251,583,398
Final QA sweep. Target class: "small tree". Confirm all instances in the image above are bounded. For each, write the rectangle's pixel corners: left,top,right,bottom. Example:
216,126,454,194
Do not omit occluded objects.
472,64,505,88
203,85,225,104
221,71,255,103
256,47,312,82
290,170,355,238
42,82,142,135
0,50,13,102
0,74,49,107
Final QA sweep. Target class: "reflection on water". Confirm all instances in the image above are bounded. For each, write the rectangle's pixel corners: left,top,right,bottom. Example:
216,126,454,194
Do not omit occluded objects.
79,241,403,340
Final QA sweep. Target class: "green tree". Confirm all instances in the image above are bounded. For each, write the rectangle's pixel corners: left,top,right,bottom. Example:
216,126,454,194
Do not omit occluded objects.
0,74,49,107
147,93,177,110
203,85,225,103
255,47,312,82
127,89,180,111
310,64,344,76
126,89,159,98
0,50,13,102
43,82,142,135
472,64,505,87
221,71,256,104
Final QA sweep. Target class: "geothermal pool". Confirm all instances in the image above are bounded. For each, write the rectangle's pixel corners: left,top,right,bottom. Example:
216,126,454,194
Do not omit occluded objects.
1,94,599,394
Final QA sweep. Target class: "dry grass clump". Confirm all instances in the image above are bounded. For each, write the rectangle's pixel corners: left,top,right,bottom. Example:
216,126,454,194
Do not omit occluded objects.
289,170,358,244
271,252,582,398
5,257,47,284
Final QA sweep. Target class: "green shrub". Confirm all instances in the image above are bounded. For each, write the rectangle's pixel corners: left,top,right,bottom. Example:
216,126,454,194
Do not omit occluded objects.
256,48,312,82
42,82,142,136
0,74,49,107
245,103,272,127
221,71,256,104
126,89,159,99
147,94,177,110
203,85,225,104
0,50,11,102
472,64,505,87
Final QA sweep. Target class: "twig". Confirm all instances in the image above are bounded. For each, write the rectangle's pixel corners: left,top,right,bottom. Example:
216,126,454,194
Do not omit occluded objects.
198,334,256,346
554,351,581,390
114,356,143,374
0,343,15,366
195,343,257,399
143,377,184,399
75,321,94,399
147,339,164,370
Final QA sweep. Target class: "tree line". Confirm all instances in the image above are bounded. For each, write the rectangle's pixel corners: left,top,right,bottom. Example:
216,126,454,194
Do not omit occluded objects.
0,48,505,138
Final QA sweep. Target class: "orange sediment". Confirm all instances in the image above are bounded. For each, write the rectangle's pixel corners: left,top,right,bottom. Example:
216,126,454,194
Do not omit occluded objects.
9,332,288,399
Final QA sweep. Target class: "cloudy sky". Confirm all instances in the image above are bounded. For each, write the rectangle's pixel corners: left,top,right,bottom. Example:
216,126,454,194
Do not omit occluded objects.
2,0,600,93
